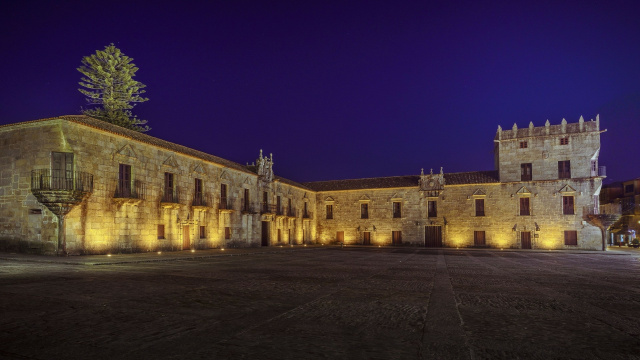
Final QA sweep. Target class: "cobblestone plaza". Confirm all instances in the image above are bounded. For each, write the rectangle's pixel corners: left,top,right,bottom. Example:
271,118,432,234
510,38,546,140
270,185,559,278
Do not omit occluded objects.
1,247,639,359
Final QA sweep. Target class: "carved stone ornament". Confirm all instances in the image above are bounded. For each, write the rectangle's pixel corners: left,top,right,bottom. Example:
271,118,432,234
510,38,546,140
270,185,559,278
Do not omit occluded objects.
256,149,274,183
419,167,445,192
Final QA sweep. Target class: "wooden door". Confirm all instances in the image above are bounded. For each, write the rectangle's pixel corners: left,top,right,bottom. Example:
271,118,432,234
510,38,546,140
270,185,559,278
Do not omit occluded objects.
337,231,344,243
363,232,371,245
183,226,190,250
52,152,73,190
392,231,402,245
261,221,270,246
521,231,532,249
425,226,442,247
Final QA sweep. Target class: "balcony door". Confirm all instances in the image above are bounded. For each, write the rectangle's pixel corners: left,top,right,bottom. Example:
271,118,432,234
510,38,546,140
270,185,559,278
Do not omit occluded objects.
119,164,132,197
51,152,73,190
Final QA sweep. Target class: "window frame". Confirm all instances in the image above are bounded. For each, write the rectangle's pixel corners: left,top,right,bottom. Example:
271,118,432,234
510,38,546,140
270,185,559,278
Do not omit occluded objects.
562,195,575,215
361,203,369,219
520,163,532,181
558,160,571,179
519,197,530,216
428,200,437,218
475,198,485,216
393,201,402,218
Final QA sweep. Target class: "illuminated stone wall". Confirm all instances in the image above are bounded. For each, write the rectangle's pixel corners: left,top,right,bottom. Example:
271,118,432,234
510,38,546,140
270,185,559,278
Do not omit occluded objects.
0,118,315,254
313,117,604,250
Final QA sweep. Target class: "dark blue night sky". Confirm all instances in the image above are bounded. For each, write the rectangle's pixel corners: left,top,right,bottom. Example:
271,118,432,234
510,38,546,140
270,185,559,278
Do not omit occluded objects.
1,1,638,183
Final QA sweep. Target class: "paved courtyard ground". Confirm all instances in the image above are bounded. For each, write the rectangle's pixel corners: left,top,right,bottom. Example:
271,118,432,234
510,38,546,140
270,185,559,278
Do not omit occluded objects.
0,246,639,360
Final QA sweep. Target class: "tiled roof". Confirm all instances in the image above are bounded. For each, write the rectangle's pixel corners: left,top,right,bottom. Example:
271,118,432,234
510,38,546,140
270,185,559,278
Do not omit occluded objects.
304,171,499,191
1,116,313,189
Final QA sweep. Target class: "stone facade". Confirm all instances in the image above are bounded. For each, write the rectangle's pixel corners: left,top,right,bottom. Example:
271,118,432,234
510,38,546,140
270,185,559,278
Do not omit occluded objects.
306,115,605,250
0,116,316,254
0,115,606,254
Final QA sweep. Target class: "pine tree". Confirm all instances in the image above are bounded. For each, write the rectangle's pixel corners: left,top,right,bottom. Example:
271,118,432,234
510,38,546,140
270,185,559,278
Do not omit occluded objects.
78,44,150,132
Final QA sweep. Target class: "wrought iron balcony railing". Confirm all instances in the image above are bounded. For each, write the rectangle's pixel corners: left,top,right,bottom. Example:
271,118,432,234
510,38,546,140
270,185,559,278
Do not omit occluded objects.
114,179,145,199
31,169,93,193
219,197,234,211
192,193,210,207
161,188,180,203
261,204,277,214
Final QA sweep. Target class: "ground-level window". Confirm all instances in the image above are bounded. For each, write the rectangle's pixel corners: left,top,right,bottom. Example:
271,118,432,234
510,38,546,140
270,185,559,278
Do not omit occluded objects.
157,225,165,239
199,226,206,239
474,231,486,246
564,230,578,246
563,195,574,215
392,231,402,245
225,227,231,240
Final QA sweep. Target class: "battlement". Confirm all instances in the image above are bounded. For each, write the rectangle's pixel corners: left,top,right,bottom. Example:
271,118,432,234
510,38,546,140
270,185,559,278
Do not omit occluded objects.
495,115,600,140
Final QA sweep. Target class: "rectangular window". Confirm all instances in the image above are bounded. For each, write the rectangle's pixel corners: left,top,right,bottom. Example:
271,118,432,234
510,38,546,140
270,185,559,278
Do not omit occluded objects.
393,202,402,218
326,204,333,219
392,231,402,245
361,203,369,219
288,198,292,216
591,160,598,177
118,163,132,197
243,189,250,212
276,196,281,214
474,231,486,246
475,198,485,216
624,184,634,194
560,137,569,145
157,225,165,239
564,230,577,246
225,227,231,240
163,172,174,202
194,178,203,205
519,141,528,149
263,191,269,213
558,160,571,179
520,197,530,216
428,201,437,218
199,226,206,239
521,163,532,181
220,183,229,209
563,195,574,215
304,202,309,217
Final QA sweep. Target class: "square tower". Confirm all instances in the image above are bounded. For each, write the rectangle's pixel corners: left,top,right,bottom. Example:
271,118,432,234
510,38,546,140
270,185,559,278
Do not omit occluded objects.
494,116,603,183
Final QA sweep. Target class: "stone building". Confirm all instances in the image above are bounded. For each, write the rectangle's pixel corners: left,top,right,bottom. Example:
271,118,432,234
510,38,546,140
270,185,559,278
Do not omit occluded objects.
304,116,606,250
0,116,316,255
0,115,607,254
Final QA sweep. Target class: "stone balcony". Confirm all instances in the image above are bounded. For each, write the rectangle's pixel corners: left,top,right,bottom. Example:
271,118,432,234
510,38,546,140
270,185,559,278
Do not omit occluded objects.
30,169,94,216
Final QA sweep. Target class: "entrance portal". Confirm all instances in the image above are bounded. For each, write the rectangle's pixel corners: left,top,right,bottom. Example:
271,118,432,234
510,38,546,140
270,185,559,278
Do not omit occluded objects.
425,226,442,247
363,231,371,245
183,226,190,250
521,231,532,249
261,221,270,246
